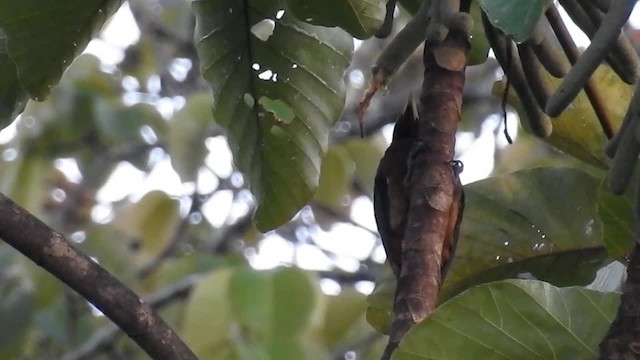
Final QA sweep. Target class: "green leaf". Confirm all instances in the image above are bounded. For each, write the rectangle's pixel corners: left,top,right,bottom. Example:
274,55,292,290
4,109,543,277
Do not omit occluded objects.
183,267,323,360
0,153,52,215
193,0,353,231
315,145,355,208
183,268,237,359
545,66,630,168
226,266,324,342
318,289,368,346
267,338,329,360
367,167,608,332
272,267,322,337
395,280,618,360
478,0,550,43
168,93,214,182
145,253,224,290
228,268,328,358
344,139,385,197
495,62,631,169
597,176,635,258
0,0,123,100
229,268,273,339
444,167,606,298
112,191,180,259
490,125,606,177
0,30,27,128
285,0,386,40
468,2,490,65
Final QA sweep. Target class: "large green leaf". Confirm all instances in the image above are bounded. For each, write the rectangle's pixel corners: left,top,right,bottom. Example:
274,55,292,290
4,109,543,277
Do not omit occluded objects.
444,167,606,297
317,289,368,346
183,266,325,360
192,0,353,231
0,30,27,128
271,267,322,337
395,280,618,360
367,167,608,332
111,191,181,260
229,267,322,339
229,268,274,340
478,0,550,42
229,267,323,337
315,145,355,208
183,268,237,359
545,66,630,169
597,176,635,258
0,0,123,100
168,93,215,182
344,138,385,197
285,0,385,39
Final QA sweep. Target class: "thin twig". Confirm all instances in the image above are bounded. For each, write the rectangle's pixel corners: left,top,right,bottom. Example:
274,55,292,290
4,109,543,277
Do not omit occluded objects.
60,274,203,360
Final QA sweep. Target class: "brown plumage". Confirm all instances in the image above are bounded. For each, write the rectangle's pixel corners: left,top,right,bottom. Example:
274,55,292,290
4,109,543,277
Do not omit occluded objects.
374,100,418,278
442,160,464,282
374,101,464,283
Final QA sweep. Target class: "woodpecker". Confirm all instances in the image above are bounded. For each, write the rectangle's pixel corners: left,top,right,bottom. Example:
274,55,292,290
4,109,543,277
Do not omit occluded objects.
374,100,418,278
374,100,465,284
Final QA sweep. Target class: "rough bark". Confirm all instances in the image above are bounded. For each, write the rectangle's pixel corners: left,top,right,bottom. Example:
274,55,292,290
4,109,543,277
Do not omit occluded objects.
381,28,469,359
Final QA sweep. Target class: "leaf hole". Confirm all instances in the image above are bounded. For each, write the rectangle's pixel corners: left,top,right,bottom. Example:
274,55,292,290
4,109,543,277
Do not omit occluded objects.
251,19,275,41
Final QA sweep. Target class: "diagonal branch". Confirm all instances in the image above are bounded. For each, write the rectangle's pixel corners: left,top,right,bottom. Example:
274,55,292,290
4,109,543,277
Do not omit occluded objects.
0,193,197,360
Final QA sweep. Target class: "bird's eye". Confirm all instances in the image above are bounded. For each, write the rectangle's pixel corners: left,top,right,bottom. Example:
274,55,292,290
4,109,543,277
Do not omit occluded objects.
449,160,464,175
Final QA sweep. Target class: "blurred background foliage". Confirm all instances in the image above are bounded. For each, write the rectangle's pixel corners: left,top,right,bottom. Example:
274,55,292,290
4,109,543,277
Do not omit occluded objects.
0,0,639,359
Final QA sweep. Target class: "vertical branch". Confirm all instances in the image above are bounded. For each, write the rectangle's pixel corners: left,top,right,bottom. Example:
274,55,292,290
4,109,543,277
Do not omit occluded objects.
381,24,469,360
